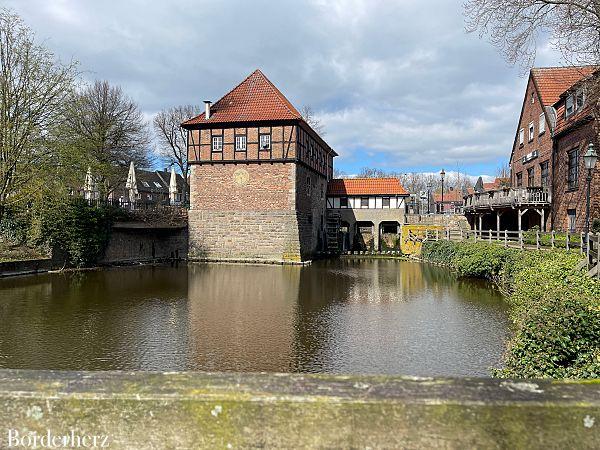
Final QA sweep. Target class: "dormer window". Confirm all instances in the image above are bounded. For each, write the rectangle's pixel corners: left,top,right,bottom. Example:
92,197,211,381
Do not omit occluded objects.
565,94,575,118
528,122,534,142
575,87,585,110
539,113,545,135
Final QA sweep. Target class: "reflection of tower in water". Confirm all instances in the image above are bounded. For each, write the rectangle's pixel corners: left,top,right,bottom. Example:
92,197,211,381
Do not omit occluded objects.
187,263,301,372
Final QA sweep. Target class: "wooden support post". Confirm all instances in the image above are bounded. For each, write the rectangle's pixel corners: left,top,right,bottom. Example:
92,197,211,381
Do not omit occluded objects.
580,233,584,255
504,230,508,248
519,230,523,249
460,229,463,241
488,229,492,243
586,233,591,269
551,230,555,248
541,209,546,232
496,211,501,237
436,230,439,241
518,210,522,232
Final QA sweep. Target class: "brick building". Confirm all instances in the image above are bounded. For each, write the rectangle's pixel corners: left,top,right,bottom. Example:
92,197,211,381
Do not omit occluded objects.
326,178,409,251
433,188,465,214
465,66,599,233
182,70,336,263
551,75,600,232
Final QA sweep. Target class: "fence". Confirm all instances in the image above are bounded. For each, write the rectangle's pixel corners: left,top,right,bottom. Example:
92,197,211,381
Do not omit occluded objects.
421,228,600,276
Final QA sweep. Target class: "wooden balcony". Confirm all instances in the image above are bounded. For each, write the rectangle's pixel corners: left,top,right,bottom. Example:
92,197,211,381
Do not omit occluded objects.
464,187,551,212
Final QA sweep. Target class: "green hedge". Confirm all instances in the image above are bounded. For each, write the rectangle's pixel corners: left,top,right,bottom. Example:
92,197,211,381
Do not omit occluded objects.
421,240,600,378
37,197,115,268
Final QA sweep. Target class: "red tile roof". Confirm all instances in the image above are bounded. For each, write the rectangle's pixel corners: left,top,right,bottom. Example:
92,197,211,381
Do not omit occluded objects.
182,69,302,126
433,190,464,203
531,66,597,106
327,178,408,196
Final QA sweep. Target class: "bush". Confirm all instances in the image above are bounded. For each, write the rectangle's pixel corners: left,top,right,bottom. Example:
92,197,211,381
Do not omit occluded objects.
38,197,113,268
420,240,600,378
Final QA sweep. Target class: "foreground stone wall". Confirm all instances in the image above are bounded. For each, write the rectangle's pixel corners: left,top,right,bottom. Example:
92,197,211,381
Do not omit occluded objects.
0,370,597,449
101,225,188,264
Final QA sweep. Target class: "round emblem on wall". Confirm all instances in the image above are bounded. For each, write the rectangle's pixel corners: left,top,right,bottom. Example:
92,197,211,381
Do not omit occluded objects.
233,168,250,186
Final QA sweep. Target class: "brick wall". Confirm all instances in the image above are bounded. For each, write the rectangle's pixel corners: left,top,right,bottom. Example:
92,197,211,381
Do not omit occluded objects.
511,77,553,188
552,120,600,232
188,162,310,262
295,164,327,258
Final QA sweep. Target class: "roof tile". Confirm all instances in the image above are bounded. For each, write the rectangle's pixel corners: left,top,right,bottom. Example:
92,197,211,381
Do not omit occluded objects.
182,69,302,126
327,178,408,196
532,66,597,106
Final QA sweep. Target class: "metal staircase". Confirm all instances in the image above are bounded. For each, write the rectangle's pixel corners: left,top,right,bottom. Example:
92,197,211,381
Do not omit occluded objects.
326,213,341,253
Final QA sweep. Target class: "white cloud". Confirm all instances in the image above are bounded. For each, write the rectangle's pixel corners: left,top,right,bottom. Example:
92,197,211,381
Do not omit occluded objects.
4,0,563,173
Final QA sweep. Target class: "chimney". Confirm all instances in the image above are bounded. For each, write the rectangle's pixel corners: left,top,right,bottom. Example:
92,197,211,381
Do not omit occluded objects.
204,100,212,120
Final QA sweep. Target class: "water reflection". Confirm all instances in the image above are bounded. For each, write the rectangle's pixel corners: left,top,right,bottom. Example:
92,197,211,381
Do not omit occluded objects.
0,260,509,376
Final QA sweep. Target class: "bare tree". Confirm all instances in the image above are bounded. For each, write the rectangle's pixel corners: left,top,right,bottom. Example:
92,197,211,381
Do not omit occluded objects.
465,0,600,70
62,80,150,195
333,168,346,178
300,105,325,135
0,9,78,223
465,0,600,139
495,162,511,179
357,167,388,178
153,105,199,204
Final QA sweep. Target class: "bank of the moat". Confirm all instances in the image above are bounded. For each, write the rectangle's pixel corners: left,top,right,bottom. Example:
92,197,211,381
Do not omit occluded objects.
0,259,509,377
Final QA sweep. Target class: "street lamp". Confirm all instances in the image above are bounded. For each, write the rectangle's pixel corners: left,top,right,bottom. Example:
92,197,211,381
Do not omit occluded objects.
427,182,432,214
440,169,446,214
583,142,598,239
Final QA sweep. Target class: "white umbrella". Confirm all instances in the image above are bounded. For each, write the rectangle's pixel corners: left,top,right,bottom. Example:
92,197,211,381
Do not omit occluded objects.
84,167,99,200
169,166,178,205
125,161,138,205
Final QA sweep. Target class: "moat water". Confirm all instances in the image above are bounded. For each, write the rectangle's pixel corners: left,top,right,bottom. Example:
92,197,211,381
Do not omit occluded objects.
0,259,509,376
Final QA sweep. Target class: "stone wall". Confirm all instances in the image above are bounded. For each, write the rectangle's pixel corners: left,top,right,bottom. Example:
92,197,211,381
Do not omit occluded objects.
406,213,470,229
100,225,188,264
188,163,308,263
0,370,597,449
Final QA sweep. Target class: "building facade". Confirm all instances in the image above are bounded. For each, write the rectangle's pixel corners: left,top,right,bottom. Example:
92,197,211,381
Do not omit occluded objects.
464,66,599,233
326,178,408,251
551,78,600,232
182,70,336,263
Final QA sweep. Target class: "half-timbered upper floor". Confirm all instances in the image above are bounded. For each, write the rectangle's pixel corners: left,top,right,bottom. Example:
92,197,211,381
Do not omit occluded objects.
182,70,336,180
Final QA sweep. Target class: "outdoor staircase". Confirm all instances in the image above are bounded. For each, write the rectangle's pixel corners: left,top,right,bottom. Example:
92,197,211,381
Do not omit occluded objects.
326,213,341,253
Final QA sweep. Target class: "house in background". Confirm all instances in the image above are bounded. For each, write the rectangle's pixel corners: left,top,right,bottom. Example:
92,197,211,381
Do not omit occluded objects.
326,178,409,251
464,66,599,233
433,187,465,214
108,163,186,206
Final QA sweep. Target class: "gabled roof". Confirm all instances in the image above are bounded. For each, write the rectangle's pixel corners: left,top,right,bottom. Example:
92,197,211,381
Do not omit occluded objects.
327,178,409,196
433,189,464,203
131,169,185,194
182,69,302,126
531,66,597,106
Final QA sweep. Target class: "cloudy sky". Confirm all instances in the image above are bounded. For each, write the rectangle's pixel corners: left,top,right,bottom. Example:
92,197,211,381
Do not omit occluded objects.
6,0,562,178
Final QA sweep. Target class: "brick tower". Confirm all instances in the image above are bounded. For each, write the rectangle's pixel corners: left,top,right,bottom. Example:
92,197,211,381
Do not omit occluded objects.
182,70,337,263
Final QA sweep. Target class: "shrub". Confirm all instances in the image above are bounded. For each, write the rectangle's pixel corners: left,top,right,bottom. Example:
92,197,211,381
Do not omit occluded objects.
420,240,600,378
38,197,113,268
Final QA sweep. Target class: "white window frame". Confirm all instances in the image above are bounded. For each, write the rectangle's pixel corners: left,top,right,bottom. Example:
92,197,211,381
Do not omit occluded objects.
153,181,162,188
565,94,575,118
235,135,247,151
528,122,534,142
539,113,545,135
259,134,271,150
212,136,223,152
519,128,524,146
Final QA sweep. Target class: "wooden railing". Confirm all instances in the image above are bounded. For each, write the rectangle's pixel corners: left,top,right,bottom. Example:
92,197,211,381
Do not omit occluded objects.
424,228,600,277
464,187,551,210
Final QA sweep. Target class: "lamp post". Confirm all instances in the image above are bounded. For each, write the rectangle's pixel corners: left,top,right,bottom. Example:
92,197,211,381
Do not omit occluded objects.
583,143,598,241
440,169,446,214
427,182,432,214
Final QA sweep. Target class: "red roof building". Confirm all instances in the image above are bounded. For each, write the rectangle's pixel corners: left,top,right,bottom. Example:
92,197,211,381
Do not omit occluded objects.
327,178,408,196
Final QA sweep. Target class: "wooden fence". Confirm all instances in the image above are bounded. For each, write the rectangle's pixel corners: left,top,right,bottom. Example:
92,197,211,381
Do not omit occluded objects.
418,228,600,277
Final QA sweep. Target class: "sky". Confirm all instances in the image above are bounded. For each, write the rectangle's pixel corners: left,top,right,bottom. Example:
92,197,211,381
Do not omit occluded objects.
5,0,562,179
